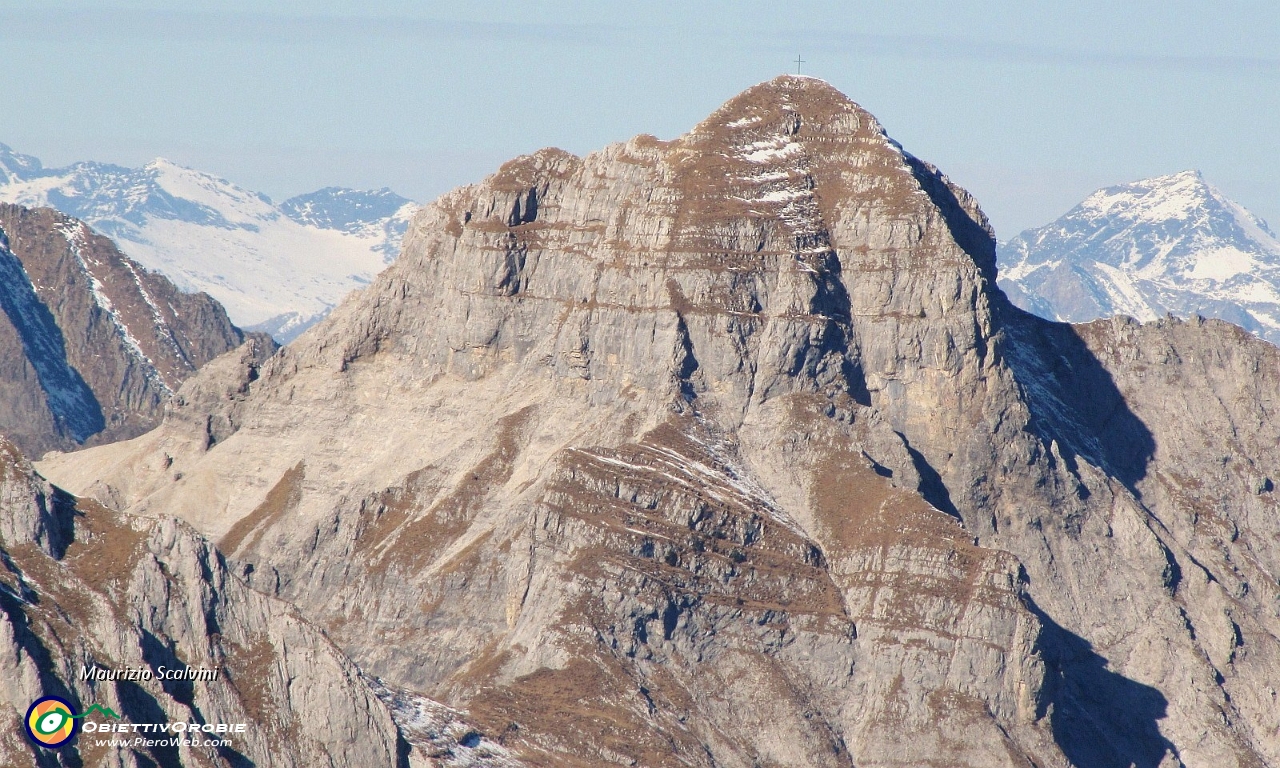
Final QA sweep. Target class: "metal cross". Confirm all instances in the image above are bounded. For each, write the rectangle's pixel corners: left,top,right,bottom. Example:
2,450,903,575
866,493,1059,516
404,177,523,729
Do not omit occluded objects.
795,55,806,74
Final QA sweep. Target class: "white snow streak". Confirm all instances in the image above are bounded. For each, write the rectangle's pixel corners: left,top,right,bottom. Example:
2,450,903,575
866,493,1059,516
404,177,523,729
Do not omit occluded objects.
59,221,171,392
741,141,803,164
1089,263,1159,322
122,258,184,365
570,433,808,539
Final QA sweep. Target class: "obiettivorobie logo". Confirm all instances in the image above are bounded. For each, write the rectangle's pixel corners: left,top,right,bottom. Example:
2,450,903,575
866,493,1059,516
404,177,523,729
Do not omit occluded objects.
23,694,247,751
24,697,120,748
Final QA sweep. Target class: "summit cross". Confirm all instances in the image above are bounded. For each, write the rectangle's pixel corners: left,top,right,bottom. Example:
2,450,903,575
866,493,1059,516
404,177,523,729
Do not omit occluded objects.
795,55,805,74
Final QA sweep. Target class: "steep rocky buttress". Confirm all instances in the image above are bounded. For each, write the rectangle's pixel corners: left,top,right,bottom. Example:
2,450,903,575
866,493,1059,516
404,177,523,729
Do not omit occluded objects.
38,77,1280,767
0,436,408,767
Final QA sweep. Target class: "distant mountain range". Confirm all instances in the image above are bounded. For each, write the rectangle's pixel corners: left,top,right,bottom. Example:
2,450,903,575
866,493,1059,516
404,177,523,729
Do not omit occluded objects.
998,170,1280,345
0,143,418,342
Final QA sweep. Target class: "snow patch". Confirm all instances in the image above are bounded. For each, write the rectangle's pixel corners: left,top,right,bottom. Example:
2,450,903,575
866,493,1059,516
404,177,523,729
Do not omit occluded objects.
999,259,1059,283
735,188,806,205
1185,247,1255,282
370,679,524,768
757,188,805,203
739,171,791,184
738,137,804,165
1251,311,1280,331
1212,183,1280,253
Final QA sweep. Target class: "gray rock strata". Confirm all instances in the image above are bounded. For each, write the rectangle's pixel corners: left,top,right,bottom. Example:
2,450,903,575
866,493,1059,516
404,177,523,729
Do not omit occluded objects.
0,436,405,766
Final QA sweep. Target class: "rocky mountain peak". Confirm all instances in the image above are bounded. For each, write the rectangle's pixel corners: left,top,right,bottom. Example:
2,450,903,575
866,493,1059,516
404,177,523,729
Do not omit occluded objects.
0,142,43,184
35,78,1280,767
1070,169,1271,240
1013,169,1279,266
280,186,414,233
692,74,867,136
292,76,1001,428
680,75,955,240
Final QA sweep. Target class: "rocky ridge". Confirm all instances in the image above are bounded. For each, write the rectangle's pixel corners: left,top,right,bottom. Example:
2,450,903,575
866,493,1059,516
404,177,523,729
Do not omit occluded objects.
0,434,522,767
999,170,1280,344
38,77,1280,766
0,436,406,767
0,204,261,458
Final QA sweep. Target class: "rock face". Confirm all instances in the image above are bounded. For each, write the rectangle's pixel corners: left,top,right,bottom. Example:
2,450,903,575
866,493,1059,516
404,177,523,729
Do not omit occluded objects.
998,170,1280,344
0,145,419,341
38,77,1280,767
0,204,265,458
0,436,520,767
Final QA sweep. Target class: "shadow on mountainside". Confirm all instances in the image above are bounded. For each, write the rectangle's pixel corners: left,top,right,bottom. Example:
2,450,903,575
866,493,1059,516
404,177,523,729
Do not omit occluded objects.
0,237,105,447
906,152,1156,491
905,155,999,285
997,299,1156,493
1027,597,1177,768
115,680,185,768
909,176,1169,763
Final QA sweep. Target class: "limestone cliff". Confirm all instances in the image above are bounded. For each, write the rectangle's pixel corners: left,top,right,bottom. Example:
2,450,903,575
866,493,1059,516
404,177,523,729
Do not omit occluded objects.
39,77,1280,767
0,436,407,767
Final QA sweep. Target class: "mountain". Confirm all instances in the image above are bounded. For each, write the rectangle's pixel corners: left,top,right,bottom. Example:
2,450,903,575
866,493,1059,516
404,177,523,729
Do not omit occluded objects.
0,144,418,343
998,170,1280,343
0,435,520,768
0,203,264,459
33,77,1280,766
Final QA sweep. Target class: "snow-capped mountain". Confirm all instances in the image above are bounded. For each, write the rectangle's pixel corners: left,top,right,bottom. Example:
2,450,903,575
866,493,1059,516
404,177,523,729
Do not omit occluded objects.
998,170,1280,344
0,143,418,342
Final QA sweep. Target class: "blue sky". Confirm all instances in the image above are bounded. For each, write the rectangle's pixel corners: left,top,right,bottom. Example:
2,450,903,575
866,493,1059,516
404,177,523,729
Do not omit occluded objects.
2,1,1277,237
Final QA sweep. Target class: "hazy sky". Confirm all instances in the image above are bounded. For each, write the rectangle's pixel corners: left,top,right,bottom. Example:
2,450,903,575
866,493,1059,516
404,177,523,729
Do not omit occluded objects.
2,1,1277,237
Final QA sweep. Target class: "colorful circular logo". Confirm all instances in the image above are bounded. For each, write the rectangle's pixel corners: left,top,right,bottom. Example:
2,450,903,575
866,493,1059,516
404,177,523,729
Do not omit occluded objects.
24,696,78,748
